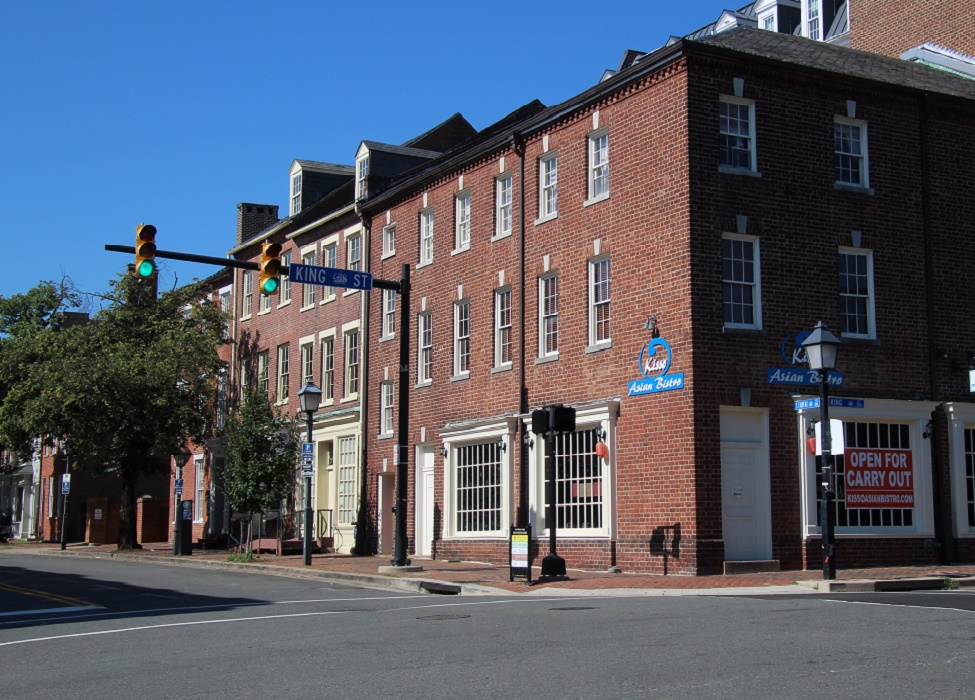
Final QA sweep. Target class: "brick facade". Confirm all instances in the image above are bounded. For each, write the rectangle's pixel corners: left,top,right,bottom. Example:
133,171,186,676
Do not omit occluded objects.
849,0,975,58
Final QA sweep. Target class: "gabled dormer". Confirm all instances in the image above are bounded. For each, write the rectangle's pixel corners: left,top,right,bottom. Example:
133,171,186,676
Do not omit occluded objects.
753,0,801,35
801,0,846,43
288,160,355,217
713,8,757,35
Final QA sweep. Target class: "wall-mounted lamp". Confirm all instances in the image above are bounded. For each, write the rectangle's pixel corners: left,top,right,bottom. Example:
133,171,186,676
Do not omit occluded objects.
591,426,606,442
439,445,448,458
497,435,506,452
522,430,534,450
923,421,933,440
643,314,660,338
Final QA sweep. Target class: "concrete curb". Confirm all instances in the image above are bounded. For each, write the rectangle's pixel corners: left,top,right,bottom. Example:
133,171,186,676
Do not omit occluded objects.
6,547,509,596
796,576,975,593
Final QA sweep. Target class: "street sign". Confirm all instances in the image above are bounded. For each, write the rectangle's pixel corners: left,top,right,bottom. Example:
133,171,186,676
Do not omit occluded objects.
61,474,71,495
794,397,865,411
301,442,314,476
174,478,184,495
288,263,373,291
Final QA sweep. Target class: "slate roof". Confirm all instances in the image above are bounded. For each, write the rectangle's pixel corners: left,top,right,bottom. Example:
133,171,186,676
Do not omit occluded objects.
696,27,975,101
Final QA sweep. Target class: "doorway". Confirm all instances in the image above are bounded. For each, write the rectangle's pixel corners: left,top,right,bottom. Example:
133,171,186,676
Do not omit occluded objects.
720,408,772,561
414,446,435,557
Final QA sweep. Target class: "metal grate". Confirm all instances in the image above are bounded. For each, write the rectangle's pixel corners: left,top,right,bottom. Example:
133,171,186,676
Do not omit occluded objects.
454,442,502,533
545,429,604,530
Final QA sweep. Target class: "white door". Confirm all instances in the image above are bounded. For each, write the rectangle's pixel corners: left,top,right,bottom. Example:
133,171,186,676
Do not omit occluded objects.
378,473,395,555
415,447,435,557
720,409,772,561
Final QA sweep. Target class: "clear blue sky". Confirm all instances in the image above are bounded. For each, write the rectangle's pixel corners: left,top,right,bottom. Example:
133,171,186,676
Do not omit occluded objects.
0,0,737,306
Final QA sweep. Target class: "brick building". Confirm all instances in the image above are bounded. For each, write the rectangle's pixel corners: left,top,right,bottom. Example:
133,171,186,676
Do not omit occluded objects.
358,28,975,574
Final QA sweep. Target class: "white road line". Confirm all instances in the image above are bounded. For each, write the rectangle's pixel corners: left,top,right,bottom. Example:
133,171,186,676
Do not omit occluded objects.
818,598,975,614
0,596,596,648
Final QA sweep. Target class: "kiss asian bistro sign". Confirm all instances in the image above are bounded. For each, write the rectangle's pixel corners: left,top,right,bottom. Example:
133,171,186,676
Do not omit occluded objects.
628,337,685,396
768,330,844,387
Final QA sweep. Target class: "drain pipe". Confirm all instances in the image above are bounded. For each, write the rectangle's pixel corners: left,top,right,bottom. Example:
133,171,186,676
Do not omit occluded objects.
512,131,530,527
354,202,374,555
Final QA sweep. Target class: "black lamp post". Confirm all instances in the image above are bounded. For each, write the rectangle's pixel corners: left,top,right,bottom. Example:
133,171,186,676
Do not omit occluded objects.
59,438,72,551
802,321,841,580
298,382,323,567
172,449,191,555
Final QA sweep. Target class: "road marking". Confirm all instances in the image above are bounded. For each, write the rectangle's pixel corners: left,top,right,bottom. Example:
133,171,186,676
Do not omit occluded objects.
0,581,100,609
0,596,598,647
0,606,103,618
818,598,975,614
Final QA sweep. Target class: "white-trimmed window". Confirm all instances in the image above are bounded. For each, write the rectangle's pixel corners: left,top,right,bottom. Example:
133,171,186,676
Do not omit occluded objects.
241,271,253,318
277,343,290,402
442,434,509,537
495,174,512,238
239,357,250,402
216,369,228,430
219,286,232,315
380,382,394,436
300,342,314,387
834,117,869,188
279,250,292,304
946,404,975,537
538,152,558,220
839,249,875,339
321,335,335,402
382,223,396,258
587,130,609,202
194,457,205,522
419,208,434,266
290,173,302,215
257,350,270,396
761,12,775,31
418,311,433,385
382,288,396,339
806,0,821,40
301,250,316,307
344,328,360,399
539,274,559,358
719,97,756,171
454,300,471,377
346,232,361,276
356,156,369,200
259,285,271,313
494,289,512,368
337,436,357,524
722,234,762,329
455,191,471,251
588,258,611,347
322,241,337,301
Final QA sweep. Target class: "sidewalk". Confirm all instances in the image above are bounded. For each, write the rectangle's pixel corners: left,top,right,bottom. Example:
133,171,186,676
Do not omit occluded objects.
6,541,975,596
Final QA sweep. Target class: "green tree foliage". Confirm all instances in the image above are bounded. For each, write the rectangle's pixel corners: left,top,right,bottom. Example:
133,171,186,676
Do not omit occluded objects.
0,275,228,549
221,387,299,518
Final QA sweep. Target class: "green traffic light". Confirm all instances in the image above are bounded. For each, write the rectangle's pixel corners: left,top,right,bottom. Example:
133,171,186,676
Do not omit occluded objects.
137,260,156,277
261,277,279,294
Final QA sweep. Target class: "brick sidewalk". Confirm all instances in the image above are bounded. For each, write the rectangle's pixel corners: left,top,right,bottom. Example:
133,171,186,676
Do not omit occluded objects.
7,541,975,594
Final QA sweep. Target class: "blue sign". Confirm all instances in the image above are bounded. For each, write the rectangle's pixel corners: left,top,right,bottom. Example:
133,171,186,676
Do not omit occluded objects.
288,263,373,291
174,478,184,495
61,474,71,495
302,442,314,456
628,336,685,396
794,397,864,411
768,368,843,386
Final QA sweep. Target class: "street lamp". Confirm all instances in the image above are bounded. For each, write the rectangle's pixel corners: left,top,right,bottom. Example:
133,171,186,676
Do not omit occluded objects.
59,437,72,551
298,381,323,567
802,321,841,580
173,449,191,555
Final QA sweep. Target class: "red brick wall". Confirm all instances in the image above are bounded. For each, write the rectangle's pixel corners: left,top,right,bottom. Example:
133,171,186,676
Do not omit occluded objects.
849,0,975,57
85,497,119,544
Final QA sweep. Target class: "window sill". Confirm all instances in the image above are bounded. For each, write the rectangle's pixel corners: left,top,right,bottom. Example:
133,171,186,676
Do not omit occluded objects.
240,315,252,322
451,245,471,256
535,354,559,365
839,335,879,346
257,309,271,316
416,260,433,270
381,250,396,261
450,373,470,383
300,304,315,313
722,326,765,336
378,433,393,440
534,212,558,226
415,380,433,389
343,289,359,298
379,335,396,344
491,231,513,243
719,165,762,177
341,394,359,404
834,182,874,195
319,296,336,306
491,364,512,374
585,342,612,354
583,192,610,208
277,299,292,310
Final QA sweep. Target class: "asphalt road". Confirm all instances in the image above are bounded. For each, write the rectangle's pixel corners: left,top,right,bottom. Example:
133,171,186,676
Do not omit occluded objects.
2,553,974,699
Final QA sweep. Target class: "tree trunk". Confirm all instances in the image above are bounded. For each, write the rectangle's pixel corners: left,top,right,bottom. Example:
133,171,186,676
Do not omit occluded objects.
117,462,141,550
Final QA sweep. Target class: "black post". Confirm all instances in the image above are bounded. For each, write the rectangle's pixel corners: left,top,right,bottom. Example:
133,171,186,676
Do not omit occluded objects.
59,447,70,550
303,410,314,566
392,264,411,567
173,471,182,556
541,431,566,577
819,372,836,580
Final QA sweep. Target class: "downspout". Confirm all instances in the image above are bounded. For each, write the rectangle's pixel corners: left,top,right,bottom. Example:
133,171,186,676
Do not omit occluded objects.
512,131,530,527
920,93,952,563
354,202,374,554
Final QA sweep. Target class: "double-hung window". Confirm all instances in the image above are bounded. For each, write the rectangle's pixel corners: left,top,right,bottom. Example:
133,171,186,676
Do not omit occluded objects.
194,458,205,522
322,242,337,301
241,271,253,318
301,250,316,307
839,249,874,338
347,233,361,274
277,343,290,402
454,300,471,377
588,258,611,347
240,357,250,402
380,382,394,436
539,274,559,358
300,343,314,387
279,251,291,304
356,156,369,200
834,118,869,188
806,0,821,40
419,208,434,266
587,130,609,202
290,173,302,215
382,223,396,258
455,191,471,251
344,328,360,399
257,351,270,396
494,289,512,368
337,436,357,524
722,234,762,329
382,289,396,339
495,174,512,238
418,312,433,385
538,152,558,220
321,336,335,402
259,284,271,313
719,97,756,171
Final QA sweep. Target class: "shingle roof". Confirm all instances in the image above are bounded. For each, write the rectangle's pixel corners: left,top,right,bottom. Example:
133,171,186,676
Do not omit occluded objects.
696,28,975,101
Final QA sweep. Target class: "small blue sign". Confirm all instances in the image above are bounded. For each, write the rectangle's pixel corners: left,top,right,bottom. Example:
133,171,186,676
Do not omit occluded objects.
793,397,864,411
768,368,843,386
288,263,373,291
302,443,314,456
174,478,184,495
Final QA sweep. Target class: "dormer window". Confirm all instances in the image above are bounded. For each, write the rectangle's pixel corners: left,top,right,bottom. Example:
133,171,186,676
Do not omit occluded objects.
356,155,370,200
806,0,821,40
290,173,302,216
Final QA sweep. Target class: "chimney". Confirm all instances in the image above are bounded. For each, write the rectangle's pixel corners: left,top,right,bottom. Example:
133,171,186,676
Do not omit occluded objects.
237,203,279,245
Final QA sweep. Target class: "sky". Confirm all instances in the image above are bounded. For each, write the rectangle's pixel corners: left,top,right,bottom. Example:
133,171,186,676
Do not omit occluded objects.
0,0,739,307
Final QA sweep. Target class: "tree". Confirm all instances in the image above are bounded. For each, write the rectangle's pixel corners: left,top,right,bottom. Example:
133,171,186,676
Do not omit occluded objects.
220,386,300,547
0,274,228,549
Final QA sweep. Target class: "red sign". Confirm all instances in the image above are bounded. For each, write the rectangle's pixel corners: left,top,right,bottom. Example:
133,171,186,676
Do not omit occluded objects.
843,448,914,507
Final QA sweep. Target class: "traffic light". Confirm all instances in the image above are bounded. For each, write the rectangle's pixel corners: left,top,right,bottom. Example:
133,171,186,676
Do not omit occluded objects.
134,224,157,277
259,242,282,295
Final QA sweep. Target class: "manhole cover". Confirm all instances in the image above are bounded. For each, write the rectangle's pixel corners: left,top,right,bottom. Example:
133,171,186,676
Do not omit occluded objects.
549,606,598,611
417,614,471,621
